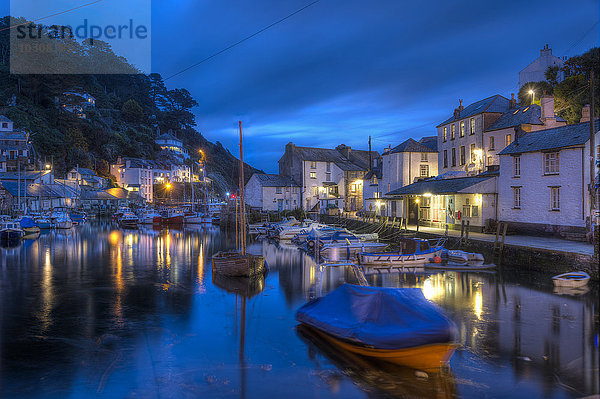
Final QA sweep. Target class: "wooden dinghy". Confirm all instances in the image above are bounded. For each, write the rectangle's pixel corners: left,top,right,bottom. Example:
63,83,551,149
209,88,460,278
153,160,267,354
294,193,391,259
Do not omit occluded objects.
552,271,590,288
358,238,445,268
446,250,484,265
211,251,266,277
424,262,496,271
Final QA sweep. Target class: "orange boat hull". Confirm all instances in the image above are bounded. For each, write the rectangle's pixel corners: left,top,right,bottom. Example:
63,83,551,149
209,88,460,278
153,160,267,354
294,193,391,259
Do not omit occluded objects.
305,324,458,371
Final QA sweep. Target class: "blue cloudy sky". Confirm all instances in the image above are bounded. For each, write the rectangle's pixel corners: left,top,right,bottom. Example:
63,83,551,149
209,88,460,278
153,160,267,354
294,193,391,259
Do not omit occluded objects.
3,0,599,172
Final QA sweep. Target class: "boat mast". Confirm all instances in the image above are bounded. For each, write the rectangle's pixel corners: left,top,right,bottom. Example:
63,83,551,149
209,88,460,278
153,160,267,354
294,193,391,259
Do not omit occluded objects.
238,121,246,255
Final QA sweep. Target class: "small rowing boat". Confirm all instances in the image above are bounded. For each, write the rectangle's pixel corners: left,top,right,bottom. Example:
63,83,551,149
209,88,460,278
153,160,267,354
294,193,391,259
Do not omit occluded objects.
446,250,484,264
552,271,590,288
358,238,446,268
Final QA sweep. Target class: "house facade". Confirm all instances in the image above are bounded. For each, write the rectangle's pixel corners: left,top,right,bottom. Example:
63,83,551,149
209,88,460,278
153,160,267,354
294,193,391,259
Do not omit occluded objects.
155,131,190,161
519,45,565,89
0,116,30,172
110,158,154,203
498,119,599,236
67,167,106,189
245,173,300,211
279,143,379,213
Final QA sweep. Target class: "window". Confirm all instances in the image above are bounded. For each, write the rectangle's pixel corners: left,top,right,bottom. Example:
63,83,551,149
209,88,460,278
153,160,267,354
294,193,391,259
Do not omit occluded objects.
513,187,521,208
421,153,428,161
460,121,465,137
470,118,475,135
312,186,318,196
275,187,282,194
550,187,560,210
472,205,479,217
310,171,316,179
443,127,447,142
462,204,471,218
505,134,512,146
489,136,495,150
326,162,331,171
325,172,331,181
487,156,493,166
71,172,77,179
470,144,476,163
513,156,520,177
460,146,466,165
544,152,559,174
443,150,448,168
451,148,456,166
371,176,378,185
1,123,7,128
351,184,357,193
420,164,429,177
310,161,316,169
451,125,456,140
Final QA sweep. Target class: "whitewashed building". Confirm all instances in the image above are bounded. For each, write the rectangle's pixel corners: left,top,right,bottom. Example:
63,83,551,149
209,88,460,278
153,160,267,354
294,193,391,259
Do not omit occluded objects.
110,158,154,203
279,143,379,213
67,167,106,188
245,173,300,211
498,119,599,237
0,115,30,172
155,131,190,161
519,45,565,88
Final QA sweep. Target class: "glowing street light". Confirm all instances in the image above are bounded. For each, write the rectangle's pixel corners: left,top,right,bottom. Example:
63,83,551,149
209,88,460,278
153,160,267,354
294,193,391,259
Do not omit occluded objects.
528,89,535,105
165,183,172,190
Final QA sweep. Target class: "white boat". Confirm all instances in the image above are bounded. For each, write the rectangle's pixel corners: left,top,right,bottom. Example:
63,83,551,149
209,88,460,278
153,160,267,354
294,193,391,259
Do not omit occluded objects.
185,213,213,224
552,271,590,288
35,217,53,229
52,213,73,229
0,220,25,242
357,238,446,268
276,221,326,241
446,250,485,265
138,209,162,224
321,241,388,261
118,212,139,228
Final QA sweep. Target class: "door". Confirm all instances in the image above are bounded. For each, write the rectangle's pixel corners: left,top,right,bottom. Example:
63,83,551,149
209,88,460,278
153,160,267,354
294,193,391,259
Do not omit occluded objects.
408,198,419,225
277,199,284,212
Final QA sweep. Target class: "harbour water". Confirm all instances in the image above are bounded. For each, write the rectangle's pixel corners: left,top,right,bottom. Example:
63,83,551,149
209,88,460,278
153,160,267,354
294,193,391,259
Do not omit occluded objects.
0,221,598,398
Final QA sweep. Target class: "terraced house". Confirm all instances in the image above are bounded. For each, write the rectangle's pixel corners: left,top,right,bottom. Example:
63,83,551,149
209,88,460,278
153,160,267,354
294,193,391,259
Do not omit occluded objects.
279,143,380,213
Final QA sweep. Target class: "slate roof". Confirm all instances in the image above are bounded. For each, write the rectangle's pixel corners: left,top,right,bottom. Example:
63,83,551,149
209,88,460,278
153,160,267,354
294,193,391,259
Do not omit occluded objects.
390,138,436,154
498,119,599,155
419,136,438,152
105,187,144,201
253,173,299,187
0,170,51,181
386,175,494,196
437,95,510,127
0,115,13,123
80,189,118,200
0,181,77,198
289,145,378,171
486,104,567,132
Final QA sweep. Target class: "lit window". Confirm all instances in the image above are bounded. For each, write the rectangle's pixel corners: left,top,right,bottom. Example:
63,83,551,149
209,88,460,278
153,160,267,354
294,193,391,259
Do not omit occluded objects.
443,127,447,142
310,161,317,169
310,171,316,179
451,125,456,140
487,156,493,166
513,156,520,177
470,144,476,163
544,152,559,174
513,187,521,208
550,187,560,210
420,164,429,177
312,186,318,196
421,153,428,161
460,121,465,137
351,184,357,193
505,134,512,146
470,118,475,135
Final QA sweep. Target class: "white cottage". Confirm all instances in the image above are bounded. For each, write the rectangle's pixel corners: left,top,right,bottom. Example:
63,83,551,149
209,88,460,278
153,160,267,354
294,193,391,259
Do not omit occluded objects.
498,119,599,237
245,173,300,212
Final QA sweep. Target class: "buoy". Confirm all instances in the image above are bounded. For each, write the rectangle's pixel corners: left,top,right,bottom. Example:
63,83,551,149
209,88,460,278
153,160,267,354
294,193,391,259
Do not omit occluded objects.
433,256,442,263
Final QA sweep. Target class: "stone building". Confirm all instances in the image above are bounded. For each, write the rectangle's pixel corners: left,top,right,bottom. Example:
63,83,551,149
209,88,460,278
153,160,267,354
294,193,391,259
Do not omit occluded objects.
244,173,300,212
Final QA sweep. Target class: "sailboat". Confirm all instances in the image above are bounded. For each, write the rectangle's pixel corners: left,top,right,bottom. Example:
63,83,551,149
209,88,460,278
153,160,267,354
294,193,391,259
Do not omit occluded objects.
212,122,266,277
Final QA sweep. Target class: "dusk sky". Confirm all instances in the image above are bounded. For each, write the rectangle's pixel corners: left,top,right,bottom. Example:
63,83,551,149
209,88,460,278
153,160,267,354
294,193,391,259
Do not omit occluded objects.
3,0,599,171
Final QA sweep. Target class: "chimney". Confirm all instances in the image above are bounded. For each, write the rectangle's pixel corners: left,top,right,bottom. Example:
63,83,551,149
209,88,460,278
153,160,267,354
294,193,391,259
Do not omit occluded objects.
453,99,464,119
540,93,555,124
541,44,552,56
509,93,517,109
458,99,464,111
285,142,296,154
336,144,351,159
580,104,591,123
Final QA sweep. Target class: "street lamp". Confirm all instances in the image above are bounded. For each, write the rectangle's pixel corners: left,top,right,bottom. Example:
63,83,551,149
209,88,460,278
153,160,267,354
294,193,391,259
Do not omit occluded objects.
528,89,535,105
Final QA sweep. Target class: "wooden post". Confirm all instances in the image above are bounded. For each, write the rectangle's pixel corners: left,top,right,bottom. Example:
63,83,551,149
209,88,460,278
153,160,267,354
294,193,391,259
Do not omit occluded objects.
465,220,470,243
500,222,508,253
460,220,465,243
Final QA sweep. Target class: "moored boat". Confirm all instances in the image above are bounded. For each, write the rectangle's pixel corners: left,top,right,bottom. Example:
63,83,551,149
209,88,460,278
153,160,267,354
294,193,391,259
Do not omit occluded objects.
35,216,52,229
138,209,162,224
358,238,446,268
0,220,25,242
52,213,73,229
552,271,590,288
161,209,184,225
211,251,266,277
118,212,139,228
296,284,459,370
321,241,388,260
446,250,484,265
19,216,41,235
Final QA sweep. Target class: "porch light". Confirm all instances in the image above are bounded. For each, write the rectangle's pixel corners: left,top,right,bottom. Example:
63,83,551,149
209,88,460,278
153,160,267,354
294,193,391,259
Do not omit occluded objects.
423,193,432,197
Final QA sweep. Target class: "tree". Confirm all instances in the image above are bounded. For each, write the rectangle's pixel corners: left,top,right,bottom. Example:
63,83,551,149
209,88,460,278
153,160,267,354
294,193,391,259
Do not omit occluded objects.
121,99,144,123
518,81,553,106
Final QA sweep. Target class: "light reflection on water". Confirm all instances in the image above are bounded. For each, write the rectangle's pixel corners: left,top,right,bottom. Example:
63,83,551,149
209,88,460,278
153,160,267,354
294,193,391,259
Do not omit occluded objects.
0,221,597,399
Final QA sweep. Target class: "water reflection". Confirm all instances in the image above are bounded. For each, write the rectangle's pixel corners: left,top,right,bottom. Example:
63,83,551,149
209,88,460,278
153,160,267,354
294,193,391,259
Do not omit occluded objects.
0,221,597,398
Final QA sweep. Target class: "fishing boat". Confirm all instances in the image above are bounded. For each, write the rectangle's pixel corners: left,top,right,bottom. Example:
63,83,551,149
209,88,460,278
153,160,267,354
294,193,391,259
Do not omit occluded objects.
19,216,41,235
0,220,25,242
357,238,446,267
69,210,87,223
552,271,590,288
113,206,130,219
296,284,459,370
138,209,162,224
184,212,213,224
446,250,484,264
212,121,266,278
52,212,73,229
118,212,139,228
161,209,184,225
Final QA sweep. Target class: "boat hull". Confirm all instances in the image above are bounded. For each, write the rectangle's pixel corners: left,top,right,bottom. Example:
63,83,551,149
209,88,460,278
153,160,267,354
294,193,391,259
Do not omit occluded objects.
55,221,73,229
552,272,590,288
23,226,41,234
304,324,458,370
162,215,184,225
0,229,24,241
358,247,443,267
212,251,266,277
